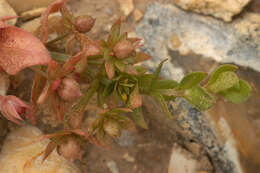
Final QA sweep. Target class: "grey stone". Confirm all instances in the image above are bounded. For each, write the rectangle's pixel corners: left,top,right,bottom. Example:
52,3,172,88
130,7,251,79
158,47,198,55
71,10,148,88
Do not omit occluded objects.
136,3,260,74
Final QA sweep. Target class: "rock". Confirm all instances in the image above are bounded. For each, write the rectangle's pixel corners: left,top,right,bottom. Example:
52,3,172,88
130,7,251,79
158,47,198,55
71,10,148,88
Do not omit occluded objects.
0,0,17,25
106,160,120,173
136,3,256,173
0,72,10,96
117,0,134,17
115,130,135,147
21,7,46,21
21,13,60,33
122,152,135,163
133,9,143,22
20,17,41,33
168,144,212,173
0,126,81,173
172,0,250,22
137,3,260,74
6,0,55,14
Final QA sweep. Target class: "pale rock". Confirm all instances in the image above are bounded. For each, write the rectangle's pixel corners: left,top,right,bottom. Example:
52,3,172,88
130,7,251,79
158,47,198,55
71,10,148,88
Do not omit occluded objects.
21,7,47,21
133,9,143,22
0,72,10,96
6,0,55,14
0,126,81,173
117,0,134,17
107,160,120,173
0,0,17,25
168,144,199,173
122,152,135,163
20,17,41,33
173,0,250,22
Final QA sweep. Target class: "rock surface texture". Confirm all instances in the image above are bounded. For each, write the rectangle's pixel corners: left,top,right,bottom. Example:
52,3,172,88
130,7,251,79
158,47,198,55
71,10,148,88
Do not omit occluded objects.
135,3,259,173
137,3,260,74
0,126,81,173
172,0,250,22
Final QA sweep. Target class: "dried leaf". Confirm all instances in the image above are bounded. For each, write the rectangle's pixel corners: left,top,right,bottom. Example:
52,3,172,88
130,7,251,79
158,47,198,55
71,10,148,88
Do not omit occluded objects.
40,0,68,43
42,141,57,162
0,27,51,75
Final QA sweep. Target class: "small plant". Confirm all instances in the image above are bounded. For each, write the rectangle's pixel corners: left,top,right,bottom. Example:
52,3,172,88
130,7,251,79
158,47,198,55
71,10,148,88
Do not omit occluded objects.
0,0,251,164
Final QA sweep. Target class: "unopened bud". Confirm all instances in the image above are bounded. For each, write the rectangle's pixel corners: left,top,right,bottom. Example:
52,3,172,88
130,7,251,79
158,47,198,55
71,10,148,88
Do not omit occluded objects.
58,78,82,101
104,120,121,138
74,15,95,33
58,137,82,162
113,40,134,59
0,95,28,125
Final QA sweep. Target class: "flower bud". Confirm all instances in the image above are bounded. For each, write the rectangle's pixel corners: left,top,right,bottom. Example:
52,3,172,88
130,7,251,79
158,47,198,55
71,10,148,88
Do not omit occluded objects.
58,78,82,101
103,120,121,138
0,95,28,125
74,15,95,33
58,137,82,162
113,40,134,59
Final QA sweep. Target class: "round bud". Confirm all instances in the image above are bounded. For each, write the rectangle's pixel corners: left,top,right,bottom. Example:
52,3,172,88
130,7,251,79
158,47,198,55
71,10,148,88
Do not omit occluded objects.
74,15,95,33
113,40,134,59
58,78,82,101
58,137,82,162
103,120,121,138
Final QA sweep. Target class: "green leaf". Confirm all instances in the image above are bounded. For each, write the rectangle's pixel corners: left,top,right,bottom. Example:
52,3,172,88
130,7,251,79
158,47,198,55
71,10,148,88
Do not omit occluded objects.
109,108,133,114
108,18,121,47
103,81,116,97
127,84,142,109
148,59,168,91
184,86,216,111
206,64,238,86
50,51,70,62
178,72,207,90
153,79,179,89
114,59,126,72
151,92,173,119
207,71,239,93
131,107,148,129
219,79,251,103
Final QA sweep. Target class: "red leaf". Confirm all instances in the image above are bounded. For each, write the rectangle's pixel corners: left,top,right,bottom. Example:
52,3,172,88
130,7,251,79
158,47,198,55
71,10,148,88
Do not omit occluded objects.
0,27,51,75
133,52,151,63
105,60,115,79
42,141,57,163
61,52,82,77
40,0,68,43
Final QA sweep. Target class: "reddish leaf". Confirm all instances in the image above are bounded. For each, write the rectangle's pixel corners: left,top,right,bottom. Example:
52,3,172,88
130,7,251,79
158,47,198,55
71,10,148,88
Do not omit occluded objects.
61,52,82,77
0,16,20,29
40,0,68,43
133,52,151,63
47,60,61,79
105,60,115,79
0,27,51,75
42,141,57,162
